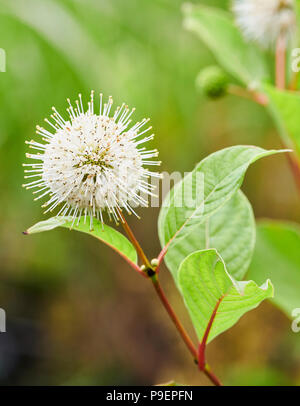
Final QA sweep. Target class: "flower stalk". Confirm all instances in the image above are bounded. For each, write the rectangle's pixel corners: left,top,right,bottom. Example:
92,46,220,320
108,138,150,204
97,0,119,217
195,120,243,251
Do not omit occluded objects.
121,218,223,386
120,212,152,270
150,273,223,386
227,85,268,106
198,296,223,371
150,273,198,361
276,35,286,89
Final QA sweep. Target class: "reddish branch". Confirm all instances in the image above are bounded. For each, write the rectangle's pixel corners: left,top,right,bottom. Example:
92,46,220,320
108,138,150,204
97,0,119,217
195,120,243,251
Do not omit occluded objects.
276,36,286,89
120,216,223,386
151,275,198,360
198,296,224,370
119,211,151,269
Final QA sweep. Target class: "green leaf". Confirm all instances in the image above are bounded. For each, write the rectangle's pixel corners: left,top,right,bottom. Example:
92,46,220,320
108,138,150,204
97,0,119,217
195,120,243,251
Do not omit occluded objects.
162,190,255,282
182,3,269,85
248,220,300,316
158,145,284,282
264,84,300,157
178,249,273,343
25,216,137,264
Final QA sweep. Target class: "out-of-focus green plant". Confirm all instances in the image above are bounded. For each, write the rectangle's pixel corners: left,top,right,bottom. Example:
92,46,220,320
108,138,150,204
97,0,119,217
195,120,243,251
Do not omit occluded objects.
183,1,300,319
1,0,299,387
25,124,285,386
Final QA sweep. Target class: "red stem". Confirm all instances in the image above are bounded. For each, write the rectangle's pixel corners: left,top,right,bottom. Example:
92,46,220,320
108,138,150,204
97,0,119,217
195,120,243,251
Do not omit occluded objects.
119,212,151,269
203,366,223,386
120,215,223,386
227,85,268,106
151,275,198,360
276,36,286,89
198,296,223,370
151,275,223,386
156,244,169,273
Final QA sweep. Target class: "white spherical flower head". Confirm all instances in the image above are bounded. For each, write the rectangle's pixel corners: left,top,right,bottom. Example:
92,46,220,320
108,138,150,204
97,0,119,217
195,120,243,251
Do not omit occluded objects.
232,0,297,48
23,92,161,228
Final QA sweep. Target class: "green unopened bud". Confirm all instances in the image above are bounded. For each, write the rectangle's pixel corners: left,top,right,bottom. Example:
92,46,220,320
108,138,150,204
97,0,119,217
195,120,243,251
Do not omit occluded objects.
196,66,228,99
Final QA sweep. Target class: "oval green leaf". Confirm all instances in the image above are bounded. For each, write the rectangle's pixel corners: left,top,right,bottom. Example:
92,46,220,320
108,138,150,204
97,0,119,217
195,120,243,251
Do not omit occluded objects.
158,145,285,282
178,249,274,343
162,190,255,282
25,216,137,264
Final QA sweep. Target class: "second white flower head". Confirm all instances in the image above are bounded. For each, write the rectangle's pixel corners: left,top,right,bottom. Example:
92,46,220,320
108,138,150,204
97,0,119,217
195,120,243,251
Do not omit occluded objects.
24,92,161,227
232,0,297,48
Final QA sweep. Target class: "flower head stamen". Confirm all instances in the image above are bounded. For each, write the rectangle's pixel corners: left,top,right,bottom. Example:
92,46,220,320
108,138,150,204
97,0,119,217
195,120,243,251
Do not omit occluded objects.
232,0,297,48
23,92,161,228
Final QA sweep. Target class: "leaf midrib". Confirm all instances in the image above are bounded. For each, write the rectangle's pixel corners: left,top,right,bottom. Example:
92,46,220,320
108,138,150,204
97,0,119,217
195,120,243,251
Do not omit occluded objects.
164,160,248,247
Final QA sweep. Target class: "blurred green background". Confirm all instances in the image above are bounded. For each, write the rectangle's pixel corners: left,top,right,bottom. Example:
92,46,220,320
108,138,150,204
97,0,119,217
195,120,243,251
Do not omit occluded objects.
0,0,299,385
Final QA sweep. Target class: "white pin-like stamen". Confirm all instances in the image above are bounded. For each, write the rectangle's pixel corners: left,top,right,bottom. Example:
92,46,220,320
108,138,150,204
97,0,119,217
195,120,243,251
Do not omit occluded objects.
24,92,160,228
